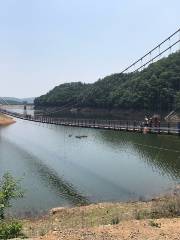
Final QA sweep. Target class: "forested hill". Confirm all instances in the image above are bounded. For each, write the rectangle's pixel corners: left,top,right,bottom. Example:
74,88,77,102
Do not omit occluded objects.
34,51,180,111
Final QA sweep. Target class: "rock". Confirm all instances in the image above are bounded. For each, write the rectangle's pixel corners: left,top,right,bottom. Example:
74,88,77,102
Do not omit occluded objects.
50,207,66,215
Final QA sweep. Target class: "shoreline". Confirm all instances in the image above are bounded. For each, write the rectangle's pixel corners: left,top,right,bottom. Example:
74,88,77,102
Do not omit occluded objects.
0,113,16,125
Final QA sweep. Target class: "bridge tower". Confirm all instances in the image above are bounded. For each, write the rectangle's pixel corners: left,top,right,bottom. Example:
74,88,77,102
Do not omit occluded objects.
23,104,27,117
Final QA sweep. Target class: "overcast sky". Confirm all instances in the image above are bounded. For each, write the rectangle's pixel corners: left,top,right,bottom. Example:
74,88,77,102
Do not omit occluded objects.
0,0,179,98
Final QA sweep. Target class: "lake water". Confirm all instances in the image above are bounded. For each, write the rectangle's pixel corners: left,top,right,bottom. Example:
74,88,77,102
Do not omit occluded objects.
0,115,180,217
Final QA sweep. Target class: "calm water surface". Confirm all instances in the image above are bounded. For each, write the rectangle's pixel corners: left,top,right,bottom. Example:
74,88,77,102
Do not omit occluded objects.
0,116,180,216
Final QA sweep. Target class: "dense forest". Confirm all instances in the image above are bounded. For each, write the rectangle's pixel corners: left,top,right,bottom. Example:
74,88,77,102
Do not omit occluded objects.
34,51,180,112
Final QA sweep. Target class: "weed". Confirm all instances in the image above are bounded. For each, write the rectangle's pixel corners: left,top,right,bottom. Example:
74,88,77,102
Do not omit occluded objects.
111,216,120,225
134,210,149,220
149,220,161,228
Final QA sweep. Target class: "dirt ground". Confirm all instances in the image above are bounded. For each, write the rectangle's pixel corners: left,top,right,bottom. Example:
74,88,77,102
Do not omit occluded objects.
27,218,180,240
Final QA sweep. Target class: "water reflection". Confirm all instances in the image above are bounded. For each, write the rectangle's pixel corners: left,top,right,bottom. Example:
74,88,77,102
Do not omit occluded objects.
99,131,180,180
24,156,89,206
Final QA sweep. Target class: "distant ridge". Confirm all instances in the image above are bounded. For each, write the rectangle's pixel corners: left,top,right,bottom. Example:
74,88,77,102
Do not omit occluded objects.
0,97,34,104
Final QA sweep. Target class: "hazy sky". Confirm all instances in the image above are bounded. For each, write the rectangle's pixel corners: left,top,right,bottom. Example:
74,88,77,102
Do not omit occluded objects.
0,0,179,98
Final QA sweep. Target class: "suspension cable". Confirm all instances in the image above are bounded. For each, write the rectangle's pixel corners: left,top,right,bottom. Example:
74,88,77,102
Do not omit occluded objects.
121,27,180,74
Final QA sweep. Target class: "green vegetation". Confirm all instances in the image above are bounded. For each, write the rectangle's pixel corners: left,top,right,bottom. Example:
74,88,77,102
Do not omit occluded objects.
0,173,24,239
35,51,180,111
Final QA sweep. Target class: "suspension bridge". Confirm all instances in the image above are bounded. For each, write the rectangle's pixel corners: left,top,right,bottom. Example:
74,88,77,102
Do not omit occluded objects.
0,27,180,135
0,106,180,135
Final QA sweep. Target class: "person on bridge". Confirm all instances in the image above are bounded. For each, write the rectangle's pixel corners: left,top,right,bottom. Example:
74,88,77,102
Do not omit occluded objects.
144,116,149,127
143,116,149,134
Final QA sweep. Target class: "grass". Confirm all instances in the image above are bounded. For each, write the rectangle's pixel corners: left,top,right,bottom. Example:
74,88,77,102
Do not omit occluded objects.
134,195,180,220
21,202,152,237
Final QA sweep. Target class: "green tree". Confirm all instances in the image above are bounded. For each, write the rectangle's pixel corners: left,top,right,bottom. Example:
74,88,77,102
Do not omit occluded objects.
175,91,180,109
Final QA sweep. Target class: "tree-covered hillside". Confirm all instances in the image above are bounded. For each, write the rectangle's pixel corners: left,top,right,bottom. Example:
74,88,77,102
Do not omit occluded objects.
34,51,180,111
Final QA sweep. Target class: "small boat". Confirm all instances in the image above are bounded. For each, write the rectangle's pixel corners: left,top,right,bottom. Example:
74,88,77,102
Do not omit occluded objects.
75,135,88,139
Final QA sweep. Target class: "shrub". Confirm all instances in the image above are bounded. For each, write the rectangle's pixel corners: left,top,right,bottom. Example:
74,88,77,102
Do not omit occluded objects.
0,173,23,219
0,173,24,239
0,221,23,239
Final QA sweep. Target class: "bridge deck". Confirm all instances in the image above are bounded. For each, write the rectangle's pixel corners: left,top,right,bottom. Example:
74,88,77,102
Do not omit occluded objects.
0,109,180,136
